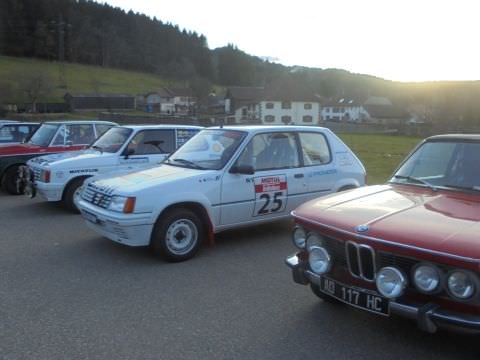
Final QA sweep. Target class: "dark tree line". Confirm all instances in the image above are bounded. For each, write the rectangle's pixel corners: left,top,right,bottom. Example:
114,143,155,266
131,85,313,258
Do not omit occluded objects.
0,0,399,97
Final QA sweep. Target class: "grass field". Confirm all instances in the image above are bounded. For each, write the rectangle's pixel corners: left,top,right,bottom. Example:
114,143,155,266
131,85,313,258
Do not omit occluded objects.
338,133,422,184
0,56,169,102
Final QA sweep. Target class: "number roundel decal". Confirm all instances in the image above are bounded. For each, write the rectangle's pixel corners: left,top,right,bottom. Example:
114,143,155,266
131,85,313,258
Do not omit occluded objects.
253,175,288,216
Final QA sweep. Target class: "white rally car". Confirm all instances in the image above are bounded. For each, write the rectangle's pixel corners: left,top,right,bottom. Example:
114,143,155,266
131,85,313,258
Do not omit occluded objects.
76,126,366,261
27,124,202,211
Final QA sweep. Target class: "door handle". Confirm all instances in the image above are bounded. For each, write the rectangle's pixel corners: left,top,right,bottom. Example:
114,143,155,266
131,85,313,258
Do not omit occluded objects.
294,173,304,179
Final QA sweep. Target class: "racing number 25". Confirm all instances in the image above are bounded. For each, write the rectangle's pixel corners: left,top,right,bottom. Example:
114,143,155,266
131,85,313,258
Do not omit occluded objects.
257,191,283,215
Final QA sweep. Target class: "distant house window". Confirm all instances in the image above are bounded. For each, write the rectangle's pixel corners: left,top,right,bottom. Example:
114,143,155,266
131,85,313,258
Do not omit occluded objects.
333,107,339,113
264,115,275,123
304,103,312,110
281,115,292,124
242,108,247,116
303,115,313,123
266,102,274,109
281,101,291,109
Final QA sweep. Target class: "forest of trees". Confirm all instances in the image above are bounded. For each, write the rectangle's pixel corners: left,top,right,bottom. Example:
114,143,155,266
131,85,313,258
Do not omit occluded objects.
1,0,480,127
0,0,391,97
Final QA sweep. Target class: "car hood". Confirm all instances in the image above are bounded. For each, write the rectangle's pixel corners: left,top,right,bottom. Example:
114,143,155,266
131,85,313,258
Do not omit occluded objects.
28,149,106,167
0,143,42,156
294,184,480,260
90,164,214,193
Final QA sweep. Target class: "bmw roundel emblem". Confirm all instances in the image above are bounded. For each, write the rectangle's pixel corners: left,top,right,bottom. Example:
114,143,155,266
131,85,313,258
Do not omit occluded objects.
356,224,369,233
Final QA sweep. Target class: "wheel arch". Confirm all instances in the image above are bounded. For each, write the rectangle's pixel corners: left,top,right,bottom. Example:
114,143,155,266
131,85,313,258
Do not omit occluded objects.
334,178,363,192
154,201,214,246
61,175,91,200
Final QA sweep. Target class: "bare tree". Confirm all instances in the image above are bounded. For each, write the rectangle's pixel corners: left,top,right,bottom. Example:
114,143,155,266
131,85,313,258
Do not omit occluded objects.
17,71,53,112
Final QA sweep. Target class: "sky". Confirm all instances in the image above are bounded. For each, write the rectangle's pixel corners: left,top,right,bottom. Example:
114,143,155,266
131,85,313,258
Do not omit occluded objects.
98,0,480,82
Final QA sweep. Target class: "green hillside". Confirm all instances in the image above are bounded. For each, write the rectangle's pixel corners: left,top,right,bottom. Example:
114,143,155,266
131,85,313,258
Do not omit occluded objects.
0,56,169,102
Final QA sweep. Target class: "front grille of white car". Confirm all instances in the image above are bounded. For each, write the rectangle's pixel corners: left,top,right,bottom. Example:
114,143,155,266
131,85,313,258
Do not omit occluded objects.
82,184,113,209
32,167,42,181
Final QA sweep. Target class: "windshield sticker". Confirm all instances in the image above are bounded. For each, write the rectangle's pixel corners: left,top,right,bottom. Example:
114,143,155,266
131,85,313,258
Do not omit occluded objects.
253,175,288,216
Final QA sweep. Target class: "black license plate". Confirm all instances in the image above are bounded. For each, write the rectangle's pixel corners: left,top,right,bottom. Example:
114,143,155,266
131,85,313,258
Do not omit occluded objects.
82,210,98,224
319,276,389,316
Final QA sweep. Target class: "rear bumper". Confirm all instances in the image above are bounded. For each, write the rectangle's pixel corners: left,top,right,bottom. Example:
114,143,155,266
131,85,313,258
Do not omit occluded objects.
285,254,480,334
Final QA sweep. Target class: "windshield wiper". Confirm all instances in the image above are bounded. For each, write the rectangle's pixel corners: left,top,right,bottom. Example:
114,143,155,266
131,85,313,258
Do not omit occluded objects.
392,175,437,191
169,158,206,170
442,184,480,192
91,145,103,153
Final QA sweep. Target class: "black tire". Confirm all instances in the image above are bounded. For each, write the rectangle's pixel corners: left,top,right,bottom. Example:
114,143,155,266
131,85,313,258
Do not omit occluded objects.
62,177,86,213
2,165,22,195
310,283,343,304
150,208,204,262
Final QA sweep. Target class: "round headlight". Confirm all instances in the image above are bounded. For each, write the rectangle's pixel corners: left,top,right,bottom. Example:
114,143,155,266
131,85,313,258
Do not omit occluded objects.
376,267,407,299
308,246,331,275
413,264,441,293
306,233,323,252
447,271,475,300
292,226,307,249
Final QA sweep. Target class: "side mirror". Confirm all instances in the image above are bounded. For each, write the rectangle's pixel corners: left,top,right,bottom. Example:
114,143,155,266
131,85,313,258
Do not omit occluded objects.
230,164,255,175
124,147,135,159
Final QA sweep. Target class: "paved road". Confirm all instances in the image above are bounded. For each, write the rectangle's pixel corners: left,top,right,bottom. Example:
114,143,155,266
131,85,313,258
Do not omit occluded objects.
1,192,478,360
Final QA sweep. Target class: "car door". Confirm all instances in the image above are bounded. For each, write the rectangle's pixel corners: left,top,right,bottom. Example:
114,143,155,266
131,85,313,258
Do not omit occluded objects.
119,129,175,168
298,131,337,199
220,131,307,226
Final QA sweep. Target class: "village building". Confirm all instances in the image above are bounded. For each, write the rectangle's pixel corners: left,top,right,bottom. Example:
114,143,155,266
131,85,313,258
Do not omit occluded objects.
224,86,320,125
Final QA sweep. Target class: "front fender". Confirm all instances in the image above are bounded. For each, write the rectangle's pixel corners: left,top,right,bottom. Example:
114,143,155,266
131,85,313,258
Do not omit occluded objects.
148,191,216,229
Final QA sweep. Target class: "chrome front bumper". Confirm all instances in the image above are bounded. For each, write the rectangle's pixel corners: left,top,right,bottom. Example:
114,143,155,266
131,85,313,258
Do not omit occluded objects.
285,254,480,334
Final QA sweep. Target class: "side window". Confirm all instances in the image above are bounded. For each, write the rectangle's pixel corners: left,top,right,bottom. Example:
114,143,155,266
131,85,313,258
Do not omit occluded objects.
65,124,95,145
51,125,66,146
95,124,113,137
237,132,299,171
16,125,32,142
0,125,14,142
299,132,331,166
127,130,175,155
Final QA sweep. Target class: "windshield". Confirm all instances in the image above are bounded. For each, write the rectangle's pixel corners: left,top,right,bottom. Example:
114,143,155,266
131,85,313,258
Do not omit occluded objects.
28,124,60,146
166,129,247,170
391,141,480,191
90,127,133,153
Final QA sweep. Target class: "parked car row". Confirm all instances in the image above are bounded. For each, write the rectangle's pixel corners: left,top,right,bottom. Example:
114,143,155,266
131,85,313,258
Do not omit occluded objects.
2,121,479,335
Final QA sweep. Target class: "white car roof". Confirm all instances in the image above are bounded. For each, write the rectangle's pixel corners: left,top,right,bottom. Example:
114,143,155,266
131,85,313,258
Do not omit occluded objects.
116,124,203,130
206,125,331,133
43,120,117,125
